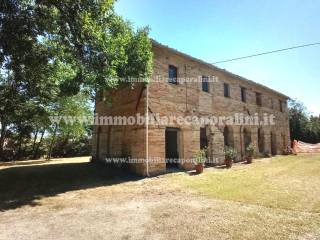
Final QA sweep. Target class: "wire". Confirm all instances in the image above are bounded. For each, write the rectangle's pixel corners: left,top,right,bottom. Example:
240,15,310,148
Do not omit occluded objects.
212,42,320,64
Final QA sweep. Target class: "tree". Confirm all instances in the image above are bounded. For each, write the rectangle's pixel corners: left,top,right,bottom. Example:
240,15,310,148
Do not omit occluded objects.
47,93,92,159
289,99,320,143
0,0,153,160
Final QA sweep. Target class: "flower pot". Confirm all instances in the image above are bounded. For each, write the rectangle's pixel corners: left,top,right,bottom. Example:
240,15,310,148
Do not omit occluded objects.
195,164,204,174
246,156,253,164
225,158,233,168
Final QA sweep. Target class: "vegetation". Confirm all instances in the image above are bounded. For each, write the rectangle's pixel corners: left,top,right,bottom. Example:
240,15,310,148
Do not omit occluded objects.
1,155,319,239
224,146,237,160
173,154,320,212
289,99,320,143
194,148,207,165
0,0,153,160
224,146,237,168
245,143,255,157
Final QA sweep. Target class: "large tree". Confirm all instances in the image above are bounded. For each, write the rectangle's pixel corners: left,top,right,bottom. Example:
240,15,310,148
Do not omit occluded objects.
289,99,320,143
0,0,153,159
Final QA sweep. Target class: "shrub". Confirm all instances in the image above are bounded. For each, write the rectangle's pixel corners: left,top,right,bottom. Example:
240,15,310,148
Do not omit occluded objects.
194,148,207,165
246,143,255,157
225,146,237,160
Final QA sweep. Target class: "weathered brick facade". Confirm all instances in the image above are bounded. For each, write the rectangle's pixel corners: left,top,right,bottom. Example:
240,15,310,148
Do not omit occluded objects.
92,41,290,176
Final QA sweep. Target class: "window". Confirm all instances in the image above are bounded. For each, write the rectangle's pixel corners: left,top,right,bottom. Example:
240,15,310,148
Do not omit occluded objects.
256,92,262,106
279,100,283,112
202,76,209,92
224,83,230,98
168,65,178,84
241,87,246,102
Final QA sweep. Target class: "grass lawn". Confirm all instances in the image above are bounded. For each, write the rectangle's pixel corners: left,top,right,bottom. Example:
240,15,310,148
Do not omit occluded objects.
0,155,320,239
172,154,320,213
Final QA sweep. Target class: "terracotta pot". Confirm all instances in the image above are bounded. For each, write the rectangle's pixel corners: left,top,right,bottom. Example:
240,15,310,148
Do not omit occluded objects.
195,164,204,174
246,156,253,164
225,158,233,168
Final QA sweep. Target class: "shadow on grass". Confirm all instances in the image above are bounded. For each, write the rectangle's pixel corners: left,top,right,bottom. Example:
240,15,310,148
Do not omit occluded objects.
0,161,141,211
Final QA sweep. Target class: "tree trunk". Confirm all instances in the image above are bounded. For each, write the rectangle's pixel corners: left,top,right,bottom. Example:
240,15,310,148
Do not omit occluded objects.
47,123,58,160
31,129,38,157
15,134,23,161
34,129,45,159
0,123,7,156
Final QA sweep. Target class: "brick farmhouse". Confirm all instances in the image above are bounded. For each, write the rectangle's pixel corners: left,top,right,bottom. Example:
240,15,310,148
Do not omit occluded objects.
92,40,290,176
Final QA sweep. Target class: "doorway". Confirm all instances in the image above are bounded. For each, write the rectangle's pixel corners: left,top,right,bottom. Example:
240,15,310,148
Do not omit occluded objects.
165,128,179,169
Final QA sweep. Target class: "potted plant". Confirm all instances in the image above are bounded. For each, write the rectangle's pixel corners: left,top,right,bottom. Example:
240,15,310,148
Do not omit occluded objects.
194,148,207,174
224,147,237,168
245,143,255,164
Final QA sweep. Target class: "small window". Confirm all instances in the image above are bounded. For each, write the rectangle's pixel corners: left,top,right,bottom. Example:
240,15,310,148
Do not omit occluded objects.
256,92,262,106
241,87,246,102
168,65,178,84
224,83,230,98
202,76,209,92
279,100,283,112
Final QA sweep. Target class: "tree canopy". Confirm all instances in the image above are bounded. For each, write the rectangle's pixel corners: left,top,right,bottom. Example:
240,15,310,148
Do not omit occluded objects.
289,99,320,144
0,0,153,160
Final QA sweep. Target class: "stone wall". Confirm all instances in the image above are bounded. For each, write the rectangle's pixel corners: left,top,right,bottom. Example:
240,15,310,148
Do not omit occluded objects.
92,83,147,176
146,43,290,174
93,42,291,176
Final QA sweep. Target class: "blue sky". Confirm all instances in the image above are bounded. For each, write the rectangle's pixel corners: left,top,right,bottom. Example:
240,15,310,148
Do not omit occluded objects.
115,0,320,115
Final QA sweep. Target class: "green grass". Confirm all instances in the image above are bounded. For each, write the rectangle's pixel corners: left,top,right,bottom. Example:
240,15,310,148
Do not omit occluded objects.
172,154,320,213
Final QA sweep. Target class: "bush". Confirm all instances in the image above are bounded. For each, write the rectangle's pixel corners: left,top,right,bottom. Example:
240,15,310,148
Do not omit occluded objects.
225,146,237,160
194,148,207,165
246,143,255,157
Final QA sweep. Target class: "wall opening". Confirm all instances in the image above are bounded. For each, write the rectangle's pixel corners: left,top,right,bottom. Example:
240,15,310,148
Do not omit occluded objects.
258,127,264,153
243,128,252,149
200,127,208,149
223,126,234,147
165,128,179,169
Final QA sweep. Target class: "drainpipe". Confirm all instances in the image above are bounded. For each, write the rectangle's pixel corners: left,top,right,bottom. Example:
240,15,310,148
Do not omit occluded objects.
184,64,188,112
146,84,150,177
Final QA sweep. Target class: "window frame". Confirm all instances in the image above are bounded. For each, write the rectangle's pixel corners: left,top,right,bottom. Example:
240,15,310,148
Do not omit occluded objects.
256,92,262,106
279,100,283,112
224,83,230,98
241,87,247,102
202,75,209,93
168,65,178,85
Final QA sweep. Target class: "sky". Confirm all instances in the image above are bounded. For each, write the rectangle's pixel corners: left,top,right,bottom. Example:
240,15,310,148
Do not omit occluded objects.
115,0,320,115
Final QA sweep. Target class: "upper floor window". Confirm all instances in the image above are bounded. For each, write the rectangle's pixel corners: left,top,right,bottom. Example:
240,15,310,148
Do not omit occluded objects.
256,92,262,106
202,76,209,92
241,87,246,102
224,83,230,98
168,65,178,84
279,100,283,112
